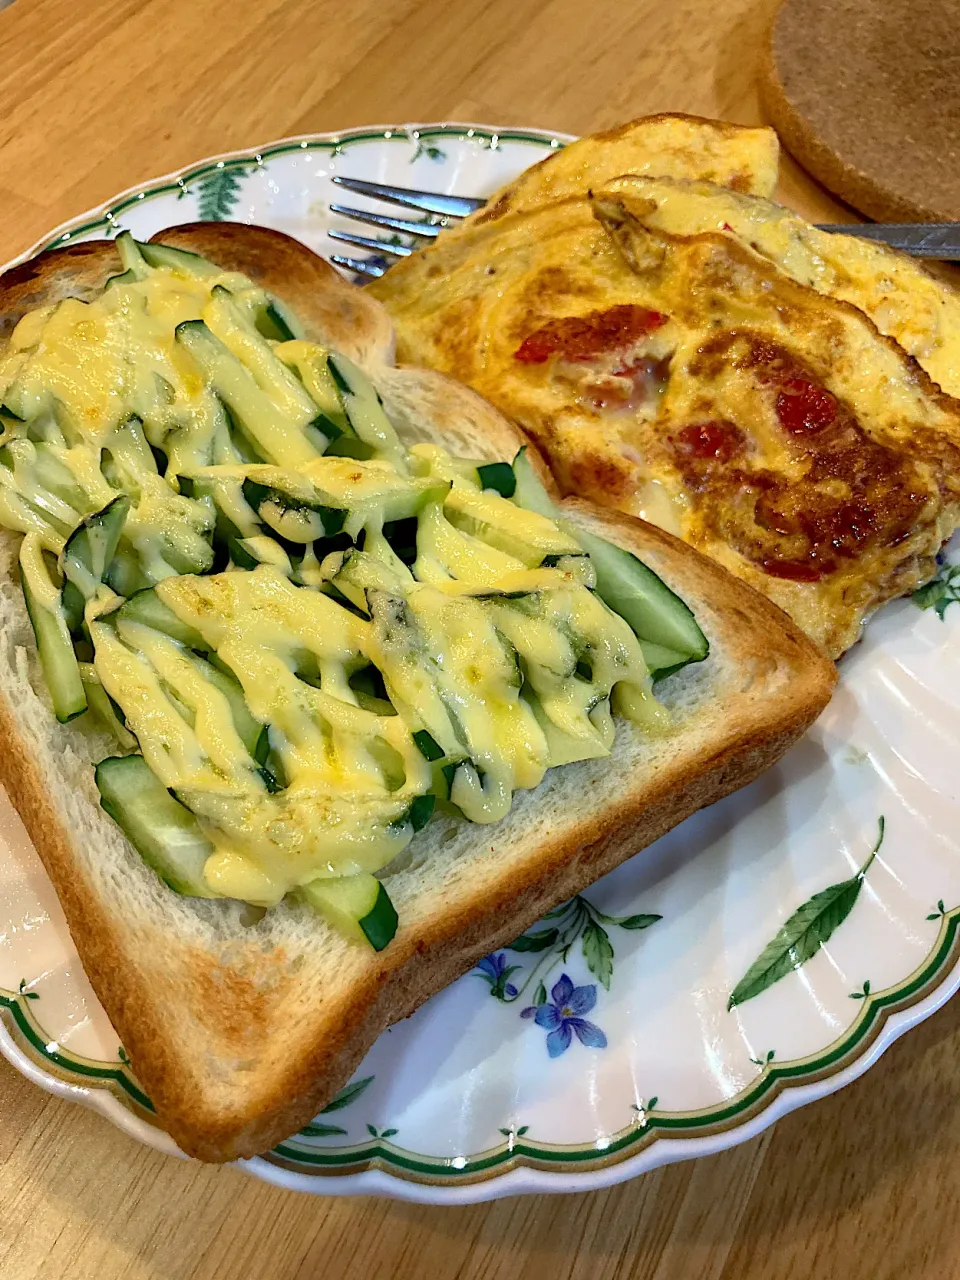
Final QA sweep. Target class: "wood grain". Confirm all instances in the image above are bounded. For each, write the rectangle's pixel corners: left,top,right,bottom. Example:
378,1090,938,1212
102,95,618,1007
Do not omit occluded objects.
0,0,951,1276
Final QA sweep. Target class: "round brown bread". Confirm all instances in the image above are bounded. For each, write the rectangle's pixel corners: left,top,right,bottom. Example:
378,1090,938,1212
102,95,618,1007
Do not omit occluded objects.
759,0,960,223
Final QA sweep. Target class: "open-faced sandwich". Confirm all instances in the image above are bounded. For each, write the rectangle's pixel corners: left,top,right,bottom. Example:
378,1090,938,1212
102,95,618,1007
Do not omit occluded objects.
371,114,960,658
0,220,834,1159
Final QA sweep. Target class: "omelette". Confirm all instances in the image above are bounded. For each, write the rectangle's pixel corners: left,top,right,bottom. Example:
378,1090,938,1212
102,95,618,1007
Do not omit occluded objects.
467,113,780,224
602,175,960,398
371,117,960,657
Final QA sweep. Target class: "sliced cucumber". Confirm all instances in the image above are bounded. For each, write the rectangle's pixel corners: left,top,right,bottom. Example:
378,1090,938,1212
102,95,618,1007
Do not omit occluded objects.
300,873,398,950
511,446,558,519
204,288,325,436
255,299,301,343
61,495,130,601
184,650,263,756
511,447,708,673
175,321,323,466
327,353,407,471
95,755,217,897
241,479,344,544
19,540,86,722
114,232,150,280
139,240,219,276
476,461,516,498
324,434,375,461
413,729,444,762
444,485,580,566
61,578,85,634
104,268,140,292
393,793,435,833
104,545,150,599
79,664,138,750
232,535,293,575
574,527,708,665
115,588,208,650
348,664,395,715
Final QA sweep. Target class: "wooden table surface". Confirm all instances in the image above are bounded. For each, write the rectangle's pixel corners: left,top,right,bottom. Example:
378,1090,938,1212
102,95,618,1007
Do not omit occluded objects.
0,0,957,1276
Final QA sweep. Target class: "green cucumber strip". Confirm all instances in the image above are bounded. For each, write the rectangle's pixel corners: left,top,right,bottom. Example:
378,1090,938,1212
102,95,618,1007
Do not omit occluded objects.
253,725,271,765
205,288,323,434
324,435,374,461
114,232,149,280
348,664,395,714
258,764,284,794
511,446,708,671
640,641,691,675
395,793,435,833
476,461,516,498
104,268,138,291
104,546,149,599
511,446,557,518
256,300,300,342
139,240,219,276
80,667,137,750
20,552,86,723
230,536,293,574
61,578,86,634
116,588,208,650
241,479,346,542
413,729,444,762
175,321,322,466
187,652,262,755
95,755,217,897
327,353,406,469
360,882,399,950
300,874,398,950
444,486,580,565
61,495,130,601
574,526,708,663
241,479,269,511
275,346,350,435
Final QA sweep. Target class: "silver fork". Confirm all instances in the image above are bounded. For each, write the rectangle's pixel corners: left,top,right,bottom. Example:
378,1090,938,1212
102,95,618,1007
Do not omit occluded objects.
327,174,960,277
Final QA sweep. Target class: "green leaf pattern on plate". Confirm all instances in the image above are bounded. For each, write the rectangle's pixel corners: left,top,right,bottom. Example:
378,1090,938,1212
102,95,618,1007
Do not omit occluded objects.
476,894,661,1006
913,560,960,619
191,164,251,221
410,140,446,163
728,818,885,1010
297,1074,374,1139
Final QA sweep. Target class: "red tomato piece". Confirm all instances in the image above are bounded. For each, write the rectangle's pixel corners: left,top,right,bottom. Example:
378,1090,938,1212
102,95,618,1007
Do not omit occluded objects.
514,305,667,364
775,379,837,435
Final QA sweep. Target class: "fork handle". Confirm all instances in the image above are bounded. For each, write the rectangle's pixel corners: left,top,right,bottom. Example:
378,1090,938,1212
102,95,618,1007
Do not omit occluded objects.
816,222,960,259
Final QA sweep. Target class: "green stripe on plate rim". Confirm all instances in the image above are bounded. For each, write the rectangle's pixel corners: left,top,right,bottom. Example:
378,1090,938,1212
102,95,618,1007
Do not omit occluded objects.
3,905,957,1179
40,125,565,251
0,988,153,1112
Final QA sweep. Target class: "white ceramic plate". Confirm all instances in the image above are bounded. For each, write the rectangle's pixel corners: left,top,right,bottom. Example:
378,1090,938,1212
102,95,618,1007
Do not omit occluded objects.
2,122,959,1204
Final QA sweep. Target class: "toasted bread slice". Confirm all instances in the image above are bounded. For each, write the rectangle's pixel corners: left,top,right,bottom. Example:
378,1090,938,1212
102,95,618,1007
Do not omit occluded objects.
466,113,780,227
0,225,835,1160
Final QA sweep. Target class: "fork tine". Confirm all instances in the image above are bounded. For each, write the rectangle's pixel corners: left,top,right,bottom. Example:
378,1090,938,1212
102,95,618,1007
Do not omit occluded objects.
329,203,443,238
329,254,387,279
328,229,413,258
331,175,484,218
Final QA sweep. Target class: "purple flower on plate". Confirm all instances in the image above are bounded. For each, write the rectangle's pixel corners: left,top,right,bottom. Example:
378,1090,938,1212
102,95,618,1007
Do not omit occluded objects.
521,974,608,1058
475,952,519,1000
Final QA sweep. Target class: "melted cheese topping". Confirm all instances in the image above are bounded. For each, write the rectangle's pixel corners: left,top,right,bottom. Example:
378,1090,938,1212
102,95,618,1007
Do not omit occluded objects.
0,243,662,908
